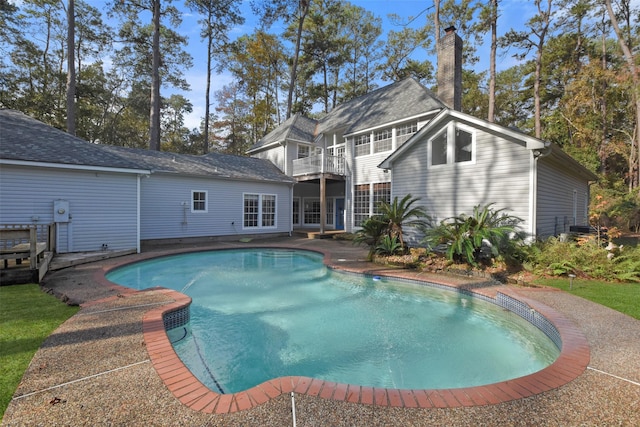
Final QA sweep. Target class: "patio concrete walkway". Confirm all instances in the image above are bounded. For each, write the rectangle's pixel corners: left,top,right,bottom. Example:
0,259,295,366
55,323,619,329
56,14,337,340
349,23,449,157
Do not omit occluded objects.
2,236,639,426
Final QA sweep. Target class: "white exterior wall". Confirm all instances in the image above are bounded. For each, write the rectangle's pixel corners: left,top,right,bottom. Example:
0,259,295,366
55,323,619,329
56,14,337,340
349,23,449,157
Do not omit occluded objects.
140,174,292,240
0,164,139,252
536,158,590,237
390,125,532,243
252,145,286,173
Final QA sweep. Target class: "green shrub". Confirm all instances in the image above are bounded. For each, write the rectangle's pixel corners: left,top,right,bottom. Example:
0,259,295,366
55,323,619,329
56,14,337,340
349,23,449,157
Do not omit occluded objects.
527,238,640,282
354,195,429,258
375,235,403,256
422,204,526,267
353,216,387,261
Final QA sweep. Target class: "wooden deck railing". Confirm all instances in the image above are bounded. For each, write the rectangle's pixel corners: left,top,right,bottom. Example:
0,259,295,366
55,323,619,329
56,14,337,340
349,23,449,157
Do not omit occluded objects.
0,224,54,269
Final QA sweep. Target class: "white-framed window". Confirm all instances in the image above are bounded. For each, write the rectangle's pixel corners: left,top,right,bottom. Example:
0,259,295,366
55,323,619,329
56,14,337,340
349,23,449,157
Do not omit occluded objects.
372,182,391,215
298,144,310,159
262,195,276,227
244,193,277,228
354,182,391,226
455,127,473,163
354,184,370,226
431,130,448,166
298,144,321,159
373,128,393,153
303,198,321,224
354,134,371,157
429,123,475,166
293,197,300,225
396,122,418,146
192,190,207,213
326,199,334,226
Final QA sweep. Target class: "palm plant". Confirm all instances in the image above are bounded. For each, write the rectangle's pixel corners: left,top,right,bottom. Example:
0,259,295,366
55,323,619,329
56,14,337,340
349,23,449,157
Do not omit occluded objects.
353,215,387,261
377,194,429,253
375,235,403,256
423,203,525,267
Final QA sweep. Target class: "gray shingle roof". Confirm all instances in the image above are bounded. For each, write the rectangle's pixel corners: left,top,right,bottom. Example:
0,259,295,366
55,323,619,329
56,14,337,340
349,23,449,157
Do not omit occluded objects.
247,78,444,153
1,109,294,184
101,145,295,183
249,113,318,152
0,109,144,170
318,78,444,135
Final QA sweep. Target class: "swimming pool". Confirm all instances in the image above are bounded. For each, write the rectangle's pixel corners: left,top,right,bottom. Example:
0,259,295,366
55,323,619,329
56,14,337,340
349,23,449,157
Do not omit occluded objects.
106,249,560,394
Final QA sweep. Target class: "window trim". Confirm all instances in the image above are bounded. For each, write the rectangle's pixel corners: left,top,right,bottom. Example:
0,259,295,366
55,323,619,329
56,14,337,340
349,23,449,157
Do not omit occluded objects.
354,134,371,157
298,144,310,159
353,182,391,227
243,193,277,229
428,122,476,167
373,128,393,153
191,190,208,213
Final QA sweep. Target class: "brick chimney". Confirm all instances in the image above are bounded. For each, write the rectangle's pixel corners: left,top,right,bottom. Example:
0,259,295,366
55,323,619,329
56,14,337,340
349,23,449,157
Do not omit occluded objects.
437,26,462,111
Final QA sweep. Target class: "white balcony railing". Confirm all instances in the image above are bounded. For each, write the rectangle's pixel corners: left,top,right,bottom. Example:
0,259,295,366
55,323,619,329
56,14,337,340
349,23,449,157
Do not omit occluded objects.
292,155,346,176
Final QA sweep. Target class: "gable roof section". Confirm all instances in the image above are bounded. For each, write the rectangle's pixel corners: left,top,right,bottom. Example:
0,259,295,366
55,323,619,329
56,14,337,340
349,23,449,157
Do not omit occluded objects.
378,108,598,181
248,78,444,154
318,77,445,136
248,113,318,153
0,109,146,173
102,146,296,184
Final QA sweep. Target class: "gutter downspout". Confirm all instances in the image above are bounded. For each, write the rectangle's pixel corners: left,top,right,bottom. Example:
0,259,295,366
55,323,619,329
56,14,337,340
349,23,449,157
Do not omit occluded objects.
529,145,552,240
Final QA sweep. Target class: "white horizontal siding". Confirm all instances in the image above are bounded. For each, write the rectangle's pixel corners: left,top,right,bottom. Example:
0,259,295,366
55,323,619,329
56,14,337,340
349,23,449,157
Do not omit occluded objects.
352,152,391,185
253,146,285,173
140,174,292,239
0,165,138,252
391,126,532,242
536,159,590,237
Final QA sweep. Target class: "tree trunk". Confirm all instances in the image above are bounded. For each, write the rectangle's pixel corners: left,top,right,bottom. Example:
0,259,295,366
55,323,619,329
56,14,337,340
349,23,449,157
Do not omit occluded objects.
149,0,162,151
599,11,608,176
203,7,213,154
286,0,309,119
604,0,640,193
66,0,76,135
534,46,542,139
487,0,497,123
533,0,551,139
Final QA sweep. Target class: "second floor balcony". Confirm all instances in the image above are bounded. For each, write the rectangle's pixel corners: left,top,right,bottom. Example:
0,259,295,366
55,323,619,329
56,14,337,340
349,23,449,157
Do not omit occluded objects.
292,155,346,177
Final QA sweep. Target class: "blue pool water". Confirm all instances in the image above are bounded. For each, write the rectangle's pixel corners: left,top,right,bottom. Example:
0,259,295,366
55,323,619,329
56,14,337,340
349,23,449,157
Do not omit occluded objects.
106,249,559,393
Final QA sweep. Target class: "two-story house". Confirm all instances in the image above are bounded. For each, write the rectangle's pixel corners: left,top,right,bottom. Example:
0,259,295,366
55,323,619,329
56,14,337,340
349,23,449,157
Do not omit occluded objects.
248,28,598,241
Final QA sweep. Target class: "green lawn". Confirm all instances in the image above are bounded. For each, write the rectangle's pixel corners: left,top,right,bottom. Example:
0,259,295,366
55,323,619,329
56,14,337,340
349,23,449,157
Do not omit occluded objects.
0,284,79,418
533,277,640,320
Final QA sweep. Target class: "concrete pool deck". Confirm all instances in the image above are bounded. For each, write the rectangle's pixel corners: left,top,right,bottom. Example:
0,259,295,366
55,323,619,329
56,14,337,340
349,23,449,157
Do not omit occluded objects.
3,236,640,426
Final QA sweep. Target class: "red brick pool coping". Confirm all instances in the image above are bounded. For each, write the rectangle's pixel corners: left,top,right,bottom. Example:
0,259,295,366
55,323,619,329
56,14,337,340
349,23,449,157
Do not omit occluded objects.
105,247,590,413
